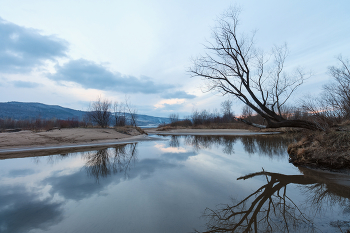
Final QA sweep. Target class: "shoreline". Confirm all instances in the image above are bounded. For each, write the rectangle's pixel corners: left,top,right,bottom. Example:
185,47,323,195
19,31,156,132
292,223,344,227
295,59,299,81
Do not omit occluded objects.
1,127,349,175
0,135,158,160
0,128,278,159
145,128,280,136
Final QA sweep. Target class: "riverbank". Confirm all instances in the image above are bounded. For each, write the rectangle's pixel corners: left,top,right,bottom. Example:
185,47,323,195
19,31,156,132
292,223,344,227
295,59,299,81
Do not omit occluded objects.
0,127,153,159
288,129,350,170
153,125,350,171
0,127,278,159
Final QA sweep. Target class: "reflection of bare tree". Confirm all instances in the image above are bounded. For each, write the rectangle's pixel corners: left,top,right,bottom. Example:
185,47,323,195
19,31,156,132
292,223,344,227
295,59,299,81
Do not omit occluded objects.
240,135,294,157
198,168,350,233
298,167,350,217
84,143,138,181
183,135,237,155
169,135,180,148
178,135,294,157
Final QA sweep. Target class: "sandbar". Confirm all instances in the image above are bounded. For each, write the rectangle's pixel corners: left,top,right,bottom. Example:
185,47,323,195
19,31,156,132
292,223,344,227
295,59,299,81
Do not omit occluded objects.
0,128,277,159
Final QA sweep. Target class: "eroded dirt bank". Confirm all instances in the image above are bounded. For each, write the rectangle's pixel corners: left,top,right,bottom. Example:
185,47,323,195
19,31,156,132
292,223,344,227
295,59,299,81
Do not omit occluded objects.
288,130,350,170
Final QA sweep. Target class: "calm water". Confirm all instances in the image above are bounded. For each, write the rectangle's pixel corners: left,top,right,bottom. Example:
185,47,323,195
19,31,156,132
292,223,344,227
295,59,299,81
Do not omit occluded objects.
0,135,349,233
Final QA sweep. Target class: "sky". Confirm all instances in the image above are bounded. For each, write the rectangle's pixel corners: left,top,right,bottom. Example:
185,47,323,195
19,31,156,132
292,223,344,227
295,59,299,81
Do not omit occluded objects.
0,0,349,117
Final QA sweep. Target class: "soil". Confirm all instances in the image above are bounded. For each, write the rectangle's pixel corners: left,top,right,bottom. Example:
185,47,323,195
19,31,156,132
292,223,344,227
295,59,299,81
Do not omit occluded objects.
288,130,350,170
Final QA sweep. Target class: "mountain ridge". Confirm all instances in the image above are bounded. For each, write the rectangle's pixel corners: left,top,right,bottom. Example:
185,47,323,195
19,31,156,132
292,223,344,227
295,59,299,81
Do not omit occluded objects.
0,101,170,126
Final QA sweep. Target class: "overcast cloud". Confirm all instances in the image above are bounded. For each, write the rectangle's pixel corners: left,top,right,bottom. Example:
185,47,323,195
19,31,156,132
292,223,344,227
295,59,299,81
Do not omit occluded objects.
49,59,194,97
0,1,349,116
0,17,68,73
12,80,41,88
161,91,196,99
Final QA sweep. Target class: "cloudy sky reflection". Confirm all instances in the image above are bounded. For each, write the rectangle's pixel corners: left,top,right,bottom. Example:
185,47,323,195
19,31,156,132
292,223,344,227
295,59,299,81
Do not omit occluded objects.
0,135,349,232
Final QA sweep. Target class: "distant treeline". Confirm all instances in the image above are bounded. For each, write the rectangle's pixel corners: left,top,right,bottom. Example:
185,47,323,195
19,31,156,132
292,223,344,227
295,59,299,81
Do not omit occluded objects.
164,100,250,129
0,117,89,131
164,98,346,130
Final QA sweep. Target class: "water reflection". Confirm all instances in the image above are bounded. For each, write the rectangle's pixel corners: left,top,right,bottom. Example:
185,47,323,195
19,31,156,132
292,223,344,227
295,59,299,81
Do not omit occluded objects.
240,135,294,157
198,167,350,233
0,185,64,233
0,144,138,233
84,144,137,181
168,135,294,157
1,135,350,233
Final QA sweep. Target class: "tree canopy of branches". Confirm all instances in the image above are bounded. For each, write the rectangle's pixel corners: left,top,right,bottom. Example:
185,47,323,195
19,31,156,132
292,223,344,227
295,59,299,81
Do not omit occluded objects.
190,7,321,130
221,99,234,122
87,96,112,128
300,56,350,129
324,56,350,119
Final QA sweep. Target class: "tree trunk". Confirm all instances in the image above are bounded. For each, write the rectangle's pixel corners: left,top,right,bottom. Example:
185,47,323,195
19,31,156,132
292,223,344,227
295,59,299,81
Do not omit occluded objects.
235,117,323,131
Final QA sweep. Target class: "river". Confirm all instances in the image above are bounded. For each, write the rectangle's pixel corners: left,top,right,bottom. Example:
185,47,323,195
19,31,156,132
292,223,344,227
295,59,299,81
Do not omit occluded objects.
0,134,349,232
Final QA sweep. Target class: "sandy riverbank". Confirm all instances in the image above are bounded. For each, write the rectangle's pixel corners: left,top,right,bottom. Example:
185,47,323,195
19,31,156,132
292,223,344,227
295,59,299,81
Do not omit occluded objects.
0,128,142,149
0,128,154,158
0,128,270,150
0,128,277,159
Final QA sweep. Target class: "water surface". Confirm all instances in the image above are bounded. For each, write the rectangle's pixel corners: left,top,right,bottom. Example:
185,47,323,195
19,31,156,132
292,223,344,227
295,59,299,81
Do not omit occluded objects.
0,134,349,233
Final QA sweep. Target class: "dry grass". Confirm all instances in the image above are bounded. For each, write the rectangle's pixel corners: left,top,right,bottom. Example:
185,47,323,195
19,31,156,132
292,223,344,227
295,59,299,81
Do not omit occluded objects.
288,129,350,169
114,126,147,135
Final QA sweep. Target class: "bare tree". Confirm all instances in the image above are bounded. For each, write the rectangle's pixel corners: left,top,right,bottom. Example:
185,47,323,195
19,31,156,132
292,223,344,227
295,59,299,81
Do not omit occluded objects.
300,56,350,129
221,99,234,122
241,105,253,118
114,101,126,126
125,98,138,127
87,96,112,128
169,113,179,124
324,55,350,120
189,7,321,130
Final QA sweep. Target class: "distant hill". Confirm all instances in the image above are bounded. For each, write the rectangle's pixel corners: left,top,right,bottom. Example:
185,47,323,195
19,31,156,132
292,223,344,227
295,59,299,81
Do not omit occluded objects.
0,102,170,127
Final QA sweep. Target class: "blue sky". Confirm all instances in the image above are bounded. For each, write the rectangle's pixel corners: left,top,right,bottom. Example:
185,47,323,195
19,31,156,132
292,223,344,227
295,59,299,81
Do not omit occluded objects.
0,0,349,117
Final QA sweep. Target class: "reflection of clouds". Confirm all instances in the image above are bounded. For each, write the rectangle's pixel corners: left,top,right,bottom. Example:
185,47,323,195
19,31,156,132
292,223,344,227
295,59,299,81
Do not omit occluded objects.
7,168,36,177
41,144,179,201
0,185,63,233
155,143,187,153
42,158,177,201
161,152,198,161
43,169,112,201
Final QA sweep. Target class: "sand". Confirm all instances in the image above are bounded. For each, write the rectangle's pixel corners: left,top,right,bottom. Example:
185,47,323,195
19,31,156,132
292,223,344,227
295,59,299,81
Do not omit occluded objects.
0,128,141,149
0,127,274,159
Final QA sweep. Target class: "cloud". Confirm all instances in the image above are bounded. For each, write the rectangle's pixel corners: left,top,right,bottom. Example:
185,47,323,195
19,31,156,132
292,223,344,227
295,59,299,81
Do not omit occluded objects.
0,17,68,73
161,151,198,161
48,59,175,94
154,99,186,109
7,168,36,177
0,185,64,233
161,91,196,99
12,80,41,88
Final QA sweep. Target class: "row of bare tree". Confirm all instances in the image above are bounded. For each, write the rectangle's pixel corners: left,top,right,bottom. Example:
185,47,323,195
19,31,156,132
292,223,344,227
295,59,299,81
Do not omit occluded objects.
86,96,138,128
168,100,237,127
